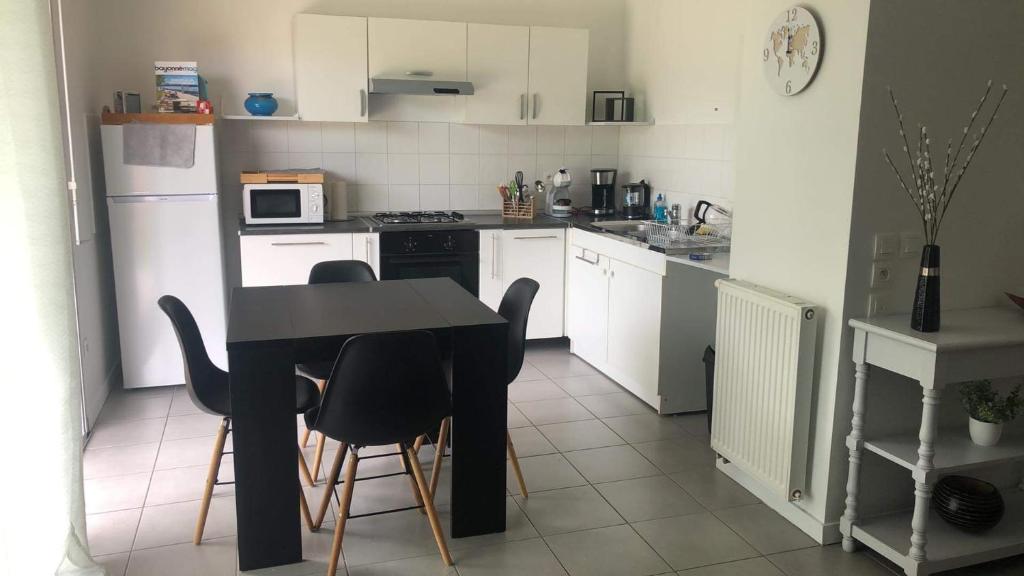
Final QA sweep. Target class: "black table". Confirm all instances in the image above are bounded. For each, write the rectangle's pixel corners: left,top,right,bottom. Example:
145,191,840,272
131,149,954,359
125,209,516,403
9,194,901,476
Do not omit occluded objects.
227,278,508,571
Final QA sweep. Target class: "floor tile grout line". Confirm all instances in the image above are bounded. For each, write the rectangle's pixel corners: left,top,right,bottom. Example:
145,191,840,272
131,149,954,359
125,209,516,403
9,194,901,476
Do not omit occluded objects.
124,412,169,561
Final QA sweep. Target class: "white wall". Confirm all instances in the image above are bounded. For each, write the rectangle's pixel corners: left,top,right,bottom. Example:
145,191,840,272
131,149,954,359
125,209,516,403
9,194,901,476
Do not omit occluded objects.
728,0,870,528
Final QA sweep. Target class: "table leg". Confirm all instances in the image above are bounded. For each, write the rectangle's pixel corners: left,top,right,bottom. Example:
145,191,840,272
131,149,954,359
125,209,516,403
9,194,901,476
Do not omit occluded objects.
909,387,942,562
229,345,302,571
449,323,507,537
841,362,869,552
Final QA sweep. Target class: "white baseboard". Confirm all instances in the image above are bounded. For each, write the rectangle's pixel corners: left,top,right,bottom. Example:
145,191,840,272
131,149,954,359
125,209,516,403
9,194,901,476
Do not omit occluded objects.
716,458,842,545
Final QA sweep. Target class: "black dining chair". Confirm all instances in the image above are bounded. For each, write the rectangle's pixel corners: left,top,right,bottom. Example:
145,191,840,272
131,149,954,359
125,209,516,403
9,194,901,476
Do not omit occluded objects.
498,278,540,497
298,260,377,481
157,295,322,542
307,331,454,574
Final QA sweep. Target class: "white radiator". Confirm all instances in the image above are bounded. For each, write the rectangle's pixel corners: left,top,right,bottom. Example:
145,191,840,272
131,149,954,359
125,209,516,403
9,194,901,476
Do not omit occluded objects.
711,279,819,502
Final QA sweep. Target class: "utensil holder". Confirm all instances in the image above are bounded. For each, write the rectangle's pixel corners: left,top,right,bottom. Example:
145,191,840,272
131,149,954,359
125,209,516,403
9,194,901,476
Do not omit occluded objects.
502,199,534,219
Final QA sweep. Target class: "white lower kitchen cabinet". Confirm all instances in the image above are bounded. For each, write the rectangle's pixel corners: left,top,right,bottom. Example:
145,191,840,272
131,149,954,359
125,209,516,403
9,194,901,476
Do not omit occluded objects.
566,245,609,365
606,259,663,408
567,228,722,414
351,232,380,279
478,227,566,339
239,233,354,287
478,229,503,311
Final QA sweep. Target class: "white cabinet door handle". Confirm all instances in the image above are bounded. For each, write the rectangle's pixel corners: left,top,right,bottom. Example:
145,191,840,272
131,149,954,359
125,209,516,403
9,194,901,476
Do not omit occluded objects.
574,252,600,265
364,236,371,261
532,93,538,119
490,234,497,279
360,89,367,117
271,241,327,246
513,235,558,240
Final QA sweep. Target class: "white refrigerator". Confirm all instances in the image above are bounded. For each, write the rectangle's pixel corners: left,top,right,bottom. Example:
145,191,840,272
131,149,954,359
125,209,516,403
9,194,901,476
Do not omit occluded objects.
102,124,227,389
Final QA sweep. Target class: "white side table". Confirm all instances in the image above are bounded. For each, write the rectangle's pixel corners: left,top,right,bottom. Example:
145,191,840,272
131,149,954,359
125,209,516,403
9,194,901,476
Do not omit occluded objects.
840,307,1024,576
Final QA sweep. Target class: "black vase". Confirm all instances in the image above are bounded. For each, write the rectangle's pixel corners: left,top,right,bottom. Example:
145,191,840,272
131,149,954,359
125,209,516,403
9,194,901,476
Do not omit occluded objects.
911,244,940,332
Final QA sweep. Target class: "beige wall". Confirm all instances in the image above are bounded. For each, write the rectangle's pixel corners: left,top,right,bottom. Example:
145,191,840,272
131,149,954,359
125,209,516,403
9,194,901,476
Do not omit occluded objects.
837,0,1024,519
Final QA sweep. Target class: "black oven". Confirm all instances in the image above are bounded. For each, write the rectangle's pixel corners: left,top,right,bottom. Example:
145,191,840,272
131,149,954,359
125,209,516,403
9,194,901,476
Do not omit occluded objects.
379,230,479,296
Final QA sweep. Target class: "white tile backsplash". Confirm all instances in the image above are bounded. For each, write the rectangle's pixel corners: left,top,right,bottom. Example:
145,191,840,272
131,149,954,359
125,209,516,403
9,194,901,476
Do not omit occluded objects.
355,122,388,153
617,123,736,221
286,121,322,153
220,120,617,212
387,121,419,154
419,154,450,185
418,122,449,154
388,153,419,184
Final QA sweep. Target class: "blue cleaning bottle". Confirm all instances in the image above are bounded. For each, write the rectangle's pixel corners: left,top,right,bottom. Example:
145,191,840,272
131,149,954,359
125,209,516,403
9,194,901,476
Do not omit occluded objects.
653,194,667,223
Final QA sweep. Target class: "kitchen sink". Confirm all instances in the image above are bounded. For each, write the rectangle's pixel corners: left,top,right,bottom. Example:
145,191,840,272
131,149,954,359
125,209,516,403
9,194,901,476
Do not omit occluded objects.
591,220,651,241
590,219,730,256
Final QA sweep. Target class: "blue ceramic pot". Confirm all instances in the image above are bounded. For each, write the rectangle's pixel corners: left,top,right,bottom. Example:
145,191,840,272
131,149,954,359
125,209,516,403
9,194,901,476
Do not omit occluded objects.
244,92,278,116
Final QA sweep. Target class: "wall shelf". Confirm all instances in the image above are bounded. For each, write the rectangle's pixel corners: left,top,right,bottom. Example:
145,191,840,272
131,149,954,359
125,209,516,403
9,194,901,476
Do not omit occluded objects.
588,120,653,126
220,114,299,121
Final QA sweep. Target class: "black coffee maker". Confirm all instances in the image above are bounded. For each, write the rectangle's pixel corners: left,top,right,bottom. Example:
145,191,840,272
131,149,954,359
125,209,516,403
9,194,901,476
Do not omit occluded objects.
589,169,617,216
621,180,651,220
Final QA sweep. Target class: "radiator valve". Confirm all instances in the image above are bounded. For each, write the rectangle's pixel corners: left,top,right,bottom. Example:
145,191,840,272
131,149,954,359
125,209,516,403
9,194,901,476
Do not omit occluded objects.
791,489,803,501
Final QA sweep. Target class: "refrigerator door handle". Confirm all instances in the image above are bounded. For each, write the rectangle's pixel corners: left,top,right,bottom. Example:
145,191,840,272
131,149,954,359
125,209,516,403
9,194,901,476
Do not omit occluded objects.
110,194,217,203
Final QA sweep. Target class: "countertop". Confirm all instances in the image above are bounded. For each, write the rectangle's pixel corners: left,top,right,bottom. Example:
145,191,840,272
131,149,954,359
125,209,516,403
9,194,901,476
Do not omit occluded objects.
238,211,730,274
237,212,569,236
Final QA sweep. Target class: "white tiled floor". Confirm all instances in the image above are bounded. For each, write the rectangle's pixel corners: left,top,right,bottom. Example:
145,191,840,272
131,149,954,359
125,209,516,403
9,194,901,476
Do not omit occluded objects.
84,341,1024,575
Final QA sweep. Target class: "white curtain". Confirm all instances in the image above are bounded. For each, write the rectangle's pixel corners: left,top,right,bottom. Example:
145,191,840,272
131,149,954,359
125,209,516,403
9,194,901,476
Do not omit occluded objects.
0,0,103,574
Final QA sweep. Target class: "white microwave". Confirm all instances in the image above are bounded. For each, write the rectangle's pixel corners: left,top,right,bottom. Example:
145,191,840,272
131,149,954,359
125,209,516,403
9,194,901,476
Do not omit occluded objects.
242,183,324,225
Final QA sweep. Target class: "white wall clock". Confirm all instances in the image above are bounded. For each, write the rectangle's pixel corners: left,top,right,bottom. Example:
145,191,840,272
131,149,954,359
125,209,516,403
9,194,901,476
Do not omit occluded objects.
762,6,822,96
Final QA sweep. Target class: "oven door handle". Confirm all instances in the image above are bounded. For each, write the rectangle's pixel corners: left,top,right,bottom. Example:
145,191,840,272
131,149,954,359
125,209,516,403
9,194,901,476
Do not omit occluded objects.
382,254,474,264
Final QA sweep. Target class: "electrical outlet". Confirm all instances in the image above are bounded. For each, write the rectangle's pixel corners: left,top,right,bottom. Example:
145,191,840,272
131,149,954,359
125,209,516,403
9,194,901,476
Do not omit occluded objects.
867,292,892,317
900,232,923,258
871,263,893,288
873,233,898,260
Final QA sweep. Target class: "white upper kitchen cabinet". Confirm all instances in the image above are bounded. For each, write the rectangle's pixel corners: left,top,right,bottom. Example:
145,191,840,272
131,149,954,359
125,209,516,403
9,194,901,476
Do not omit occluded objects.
567,244,609,366
465,23,531,125
501,229,565,339
293,14,368,123
351,232,380,279
240,233,354,287
527,26,589,126
606,258,662,407
368,18,467,81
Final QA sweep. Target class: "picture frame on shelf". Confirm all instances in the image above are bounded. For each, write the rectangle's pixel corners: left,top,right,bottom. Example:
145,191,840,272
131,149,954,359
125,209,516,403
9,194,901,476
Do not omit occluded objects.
591,90,624,123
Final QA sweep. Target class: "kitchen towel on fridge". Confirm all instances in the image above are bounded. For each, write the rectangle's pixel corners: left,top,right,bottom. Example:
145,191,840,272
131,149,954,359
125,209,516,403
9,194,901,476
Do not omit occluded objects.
123,123,196,168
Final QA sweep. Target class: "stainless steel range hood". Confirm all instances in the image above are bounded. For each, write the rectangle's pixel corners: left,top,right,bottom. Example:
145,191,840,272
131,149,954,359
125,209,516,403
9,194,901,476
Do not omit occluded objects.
369,74,475,96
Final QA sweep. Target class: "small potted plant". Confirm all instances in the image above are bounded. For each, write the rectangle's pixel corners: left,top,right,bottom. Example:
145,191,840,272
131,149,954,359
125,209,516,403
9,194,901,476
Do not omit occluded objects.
960,380,1023,446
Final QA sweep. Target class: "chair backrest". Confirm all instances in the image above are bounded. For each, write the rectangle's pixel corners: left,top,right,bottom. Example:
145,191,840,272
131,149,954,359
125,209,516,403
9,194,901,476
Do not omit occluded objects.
497,277,539,385
157,295,225,415
311,330,451,447
308,260,377,284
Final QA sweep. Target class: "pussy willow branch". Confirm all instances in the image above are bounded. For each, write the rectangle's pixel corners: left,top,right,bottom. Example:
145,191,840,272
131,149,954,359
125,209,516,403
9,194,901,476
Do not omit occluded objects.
935,85,1009,235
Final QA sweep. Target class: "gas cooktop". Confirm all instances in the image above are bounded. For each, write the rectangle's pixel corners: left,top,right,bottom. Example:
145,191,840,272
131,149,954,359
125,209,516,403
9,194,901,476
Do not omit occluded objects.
370,211,467,225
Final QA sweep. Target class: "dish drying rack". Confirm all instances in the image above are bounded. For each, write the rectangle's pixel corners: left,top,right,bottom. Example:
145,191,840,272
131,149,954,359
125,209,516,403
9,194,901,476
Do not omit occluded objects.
643,220,732,249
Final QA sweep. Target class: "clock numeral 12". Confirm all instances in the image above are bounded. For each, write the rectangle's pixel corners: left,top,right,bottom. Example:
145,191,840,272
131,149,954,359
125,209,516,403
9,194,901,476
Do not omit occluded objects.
786,8,798,22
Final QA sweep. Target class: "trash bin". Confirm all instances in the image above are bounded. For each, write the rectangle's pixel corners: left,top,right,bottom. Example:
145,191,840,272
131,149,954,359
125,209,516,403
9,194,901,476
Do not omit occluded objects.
702,346,715,435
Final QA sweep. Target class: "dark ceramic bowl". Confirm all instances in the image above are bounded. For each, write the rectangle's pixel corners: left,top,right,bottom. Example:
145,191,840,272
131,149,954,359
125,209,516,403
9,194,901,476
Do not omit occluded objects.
1007,292,1024,311
933,475,1004,532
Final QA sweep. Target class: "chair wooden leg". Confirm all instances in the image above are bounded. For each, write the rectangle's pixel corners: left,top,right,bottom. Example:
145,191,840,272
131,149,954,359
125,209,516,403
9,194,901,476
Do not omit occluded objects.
194,417,229,545
507,430,528,498
413,435,425,454
327,451,359,576
401,446,426,513
407,447,454,566
298,445,316,487
429,418,450,499
311,433,326,482
299,482,314,531
315,442,347,529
